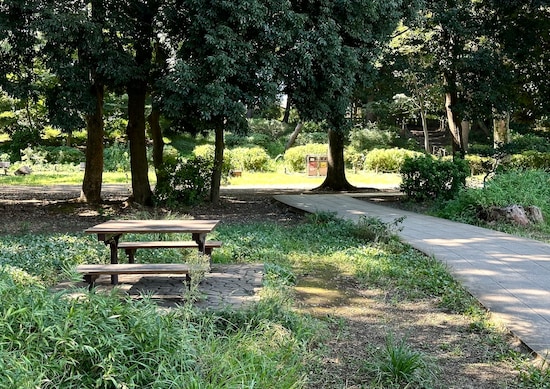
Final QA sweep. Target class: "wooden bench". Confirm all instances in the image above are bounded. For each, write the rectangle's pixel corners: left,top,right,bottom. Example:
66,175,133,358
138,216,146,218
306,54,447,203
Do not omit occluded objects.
76,263,191,290
117,240,222,264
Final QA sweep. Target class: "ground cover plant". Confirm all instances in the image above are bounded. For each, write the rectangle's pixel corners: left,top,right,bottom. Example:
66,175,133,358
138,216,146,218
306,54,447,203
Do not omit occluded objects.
430,169,550,242
0,194,548,388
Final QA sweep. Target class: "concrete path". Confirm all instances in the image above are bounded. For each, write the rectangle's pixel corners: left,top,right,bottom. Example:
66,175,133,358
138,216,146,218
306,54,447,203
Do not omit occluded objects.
274,193,550,359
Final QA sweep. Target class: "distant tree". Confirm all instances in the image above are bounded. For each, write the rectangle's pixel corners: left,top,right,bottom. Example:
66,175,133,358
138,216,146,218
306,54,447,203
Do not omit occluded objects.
285,0,419,190
160,0,289,203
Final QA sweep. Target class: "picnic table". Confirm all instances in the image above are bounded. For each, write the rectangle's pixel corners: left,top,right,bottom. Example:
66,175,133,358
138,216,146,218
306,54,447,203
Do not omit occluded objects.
80,219,220,288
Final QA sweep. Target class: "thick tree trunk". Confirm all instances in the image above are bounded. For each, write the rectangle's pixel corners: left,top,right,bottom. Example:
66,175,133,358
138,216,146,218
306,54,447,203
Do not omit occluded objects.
493,112,510,148
210,123,224,204
444,73,465,157
127,82,153,205
316,128,355,191
282,93,291,123
80,82,104,204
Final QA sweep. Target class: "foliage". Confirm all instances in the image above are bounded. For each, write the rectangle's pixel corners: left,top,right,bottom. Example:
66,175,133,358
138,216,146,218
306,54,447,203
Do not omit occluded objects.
41,146,84,164
349,123,398,152
193,144,232,177
104,143,130,173
435,170,550,227
400,155,470,202
364,334,436,388
353,216,405,244
7,127,42,160
284,143,328,172
364,148,422,173
507,151,550,171
153,157,213,206
228,146,272,172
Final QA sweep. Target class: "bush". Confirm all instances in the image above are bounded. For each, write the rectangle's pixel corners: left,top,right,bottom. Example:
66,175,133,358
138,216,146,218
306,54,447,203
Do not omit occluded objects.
364,148,421,173
104,143,130,172
400,155,470,202
193,144,232,176
284,143,328,172
42,146,84,164
154,156,212,206
349,123,396,151
507,151,550,170
465,154,494,175
435,169,550,224
229,146,271,172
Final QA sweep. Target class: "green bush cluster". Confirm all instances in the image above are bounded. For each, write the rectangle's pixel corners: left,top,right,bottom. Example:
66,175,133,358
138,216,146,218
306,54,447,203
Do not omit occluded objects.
228,146,272,172
154,156,213,206
42,146,85,164
104,143,130,172
400,155,470,202
435,169,550,226
284,143,328,172
364,148,422,172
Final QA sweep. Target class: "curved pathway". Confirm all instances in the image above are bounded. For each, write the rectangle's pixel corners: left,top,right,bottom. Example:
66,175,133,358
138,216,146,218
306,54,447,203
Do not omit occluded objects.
275,193,550,359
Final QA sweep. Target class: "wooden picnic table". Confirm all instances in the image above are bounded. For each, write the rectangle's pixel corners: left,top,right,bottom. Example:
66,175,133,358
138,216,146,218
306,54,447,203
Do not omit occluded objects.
84,219,220,285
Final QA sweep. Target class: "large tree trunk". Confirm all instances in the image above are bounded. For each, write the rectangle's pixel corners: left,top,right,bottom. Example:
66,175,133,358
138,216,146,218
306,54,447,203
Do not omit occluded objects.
210,122,225,204
80,82,104,204
316,128,355,191
282,93,291,123
127,81,153,206
444,73,465,157
493,112,510,148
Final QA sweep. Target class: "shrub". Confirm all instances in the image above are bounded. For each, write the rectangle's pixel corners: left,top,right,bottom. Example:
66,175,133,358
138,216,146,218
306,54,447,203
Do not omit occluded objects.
364,148,421,173
153,156,212,206
104,143,130,172
193,144,232,176
230,146,271,172
42,146,84,164
349,123,396,151
465,154,494,175
284,143,328,172
507,151,550,170
400,155,470,202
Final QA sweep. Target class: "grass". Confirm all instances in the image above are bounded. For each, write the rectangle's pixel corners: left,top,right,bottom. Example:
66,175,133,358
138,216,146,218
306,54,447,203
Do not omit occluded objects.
0,166,401,188
2,176,550,386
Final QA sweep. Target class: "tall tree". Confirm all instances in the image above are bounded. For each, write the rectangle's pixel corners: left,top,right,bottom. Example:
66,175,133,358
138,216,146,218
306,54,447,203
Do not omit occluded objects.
160,0,287,203
286,0,418,190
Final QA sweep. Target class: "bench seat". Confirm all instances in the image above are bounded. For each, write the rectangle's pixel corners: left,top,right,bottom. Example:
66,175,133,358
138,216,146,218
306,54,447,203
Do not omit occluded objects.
76,263,192,290
117,240,222,264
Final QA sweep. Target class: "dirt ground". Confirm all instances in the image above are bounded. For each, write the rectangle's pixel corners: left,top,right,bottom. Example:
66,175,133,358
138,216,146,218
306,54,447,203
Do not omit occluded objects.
0,185,536,388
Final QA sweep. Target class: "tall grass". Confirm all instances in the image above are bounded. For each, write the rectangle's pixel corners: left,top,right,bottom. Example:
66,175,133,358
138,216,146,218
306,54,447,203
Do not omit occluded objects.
434,169,550,240
0,214,545,387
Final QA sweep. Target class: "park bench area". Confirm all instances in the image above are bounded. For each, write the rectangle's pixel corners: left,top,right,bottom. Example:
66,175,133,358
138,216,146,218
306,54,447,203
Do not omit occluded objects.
79,219,221,291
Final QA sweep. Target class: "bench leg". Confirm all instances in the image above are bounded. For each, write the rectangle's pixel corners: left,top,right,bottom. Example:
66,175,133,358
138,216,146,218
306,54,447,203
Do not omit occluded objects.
186,273,191,290
83,274,99,291
124,249,136,264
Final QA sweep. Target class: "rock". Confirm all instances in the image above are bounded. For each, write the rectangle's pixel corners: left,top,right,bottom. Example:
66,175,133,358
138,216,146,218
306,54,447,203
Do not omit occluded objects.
526,206,544,224
478,204,541,226
14,166,32,175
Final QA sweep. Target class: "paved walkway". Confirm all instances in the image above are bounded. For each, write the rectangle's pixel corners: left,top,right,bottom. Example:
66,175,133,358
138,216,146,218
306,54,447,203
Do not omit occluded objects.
274,193,550,359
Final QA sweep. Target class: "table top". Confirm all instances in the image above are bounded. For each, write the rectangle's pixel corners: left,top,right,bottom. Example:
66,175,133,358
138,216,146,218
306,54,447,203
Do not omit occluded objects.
85,219,220,235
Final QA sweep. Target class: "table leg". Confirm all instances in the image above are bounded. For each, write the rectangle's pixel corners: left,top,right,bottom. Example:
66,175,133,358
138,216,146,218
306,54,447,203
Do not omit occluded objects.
107,235,120,284
192,232,207,254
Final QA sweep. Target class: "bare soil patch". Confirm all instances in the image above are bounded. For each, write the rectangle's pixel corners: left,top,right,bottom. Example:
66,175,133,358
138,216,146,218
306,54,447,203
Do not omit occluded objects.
0,185,534,388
